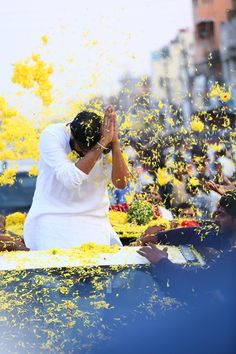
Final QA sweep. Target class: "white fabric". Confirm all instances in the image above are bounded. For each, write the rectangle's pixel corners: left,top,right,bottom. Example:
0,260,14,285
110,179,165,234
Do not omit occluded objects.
24,123,122,250
217,156,235,178
158,206,174,221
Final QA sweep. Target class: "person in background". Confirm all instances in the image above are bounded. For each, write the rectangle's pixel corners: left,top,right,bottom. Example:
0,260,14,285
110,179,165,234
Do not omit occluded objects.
137,190,236,300
139,184,174,220
174,202,199,228
175,202,197,219
139,201,198,241
216,148,235,179
0,214,29,251
170,162,191,208
187,174,219,220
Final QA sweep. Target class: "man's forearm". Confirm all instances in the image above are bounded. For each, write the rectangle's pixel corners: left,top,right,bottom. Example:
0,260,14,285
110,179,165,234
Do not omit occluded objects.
111,141,130,189
75,144,104,175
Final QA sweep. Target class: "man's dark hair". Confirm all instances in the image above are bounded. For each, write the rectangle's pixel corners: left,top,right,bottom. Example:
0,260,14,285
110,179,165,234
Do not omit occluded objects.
70,111,102,151
219,190,236,218
175,202,196,217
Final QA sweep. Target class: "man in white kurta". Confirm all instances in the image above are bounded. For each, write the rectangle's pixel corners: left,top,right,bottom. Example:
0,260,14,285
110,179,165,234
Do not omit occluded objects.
24,107,129,250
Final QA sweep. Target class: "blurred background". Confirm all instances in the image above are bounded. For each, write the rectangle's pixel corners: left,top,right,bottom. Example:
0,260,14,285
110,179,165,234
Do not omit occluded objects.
0,0,236,215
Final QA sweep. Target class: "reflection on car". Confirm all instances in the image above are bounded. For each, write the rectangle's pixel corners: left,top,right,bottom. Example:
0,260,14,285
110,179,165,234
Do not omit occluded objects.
0,172,36,215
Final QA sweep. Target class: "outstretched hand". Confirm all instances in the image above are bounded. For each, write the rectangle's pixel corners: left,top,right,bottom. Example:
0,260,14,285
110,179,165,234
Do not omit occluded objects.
137,243,168,264
206,179,235,196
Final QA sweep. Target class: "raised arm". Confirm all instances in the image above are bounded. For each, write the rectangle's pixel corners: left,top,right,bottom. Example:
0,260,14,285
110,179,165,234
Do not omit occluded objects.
75,109,114,174
107,106,131,189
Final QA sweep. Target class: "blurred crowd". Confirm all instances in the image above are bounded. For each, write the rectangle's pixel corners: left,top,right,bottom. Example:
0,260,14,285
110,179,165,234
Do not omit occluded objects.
111,139,236,222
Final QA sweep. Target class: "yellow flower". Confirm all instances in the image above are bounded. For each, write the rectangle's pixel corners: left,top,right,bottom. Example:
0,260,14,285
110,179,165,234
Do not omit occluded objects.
0,168,18,186
208,83,222,98
28,165,38,177
120,117,131,130
6,212,26,225
220,91,231,102
41,34,49,45
0,100,40,162
12,54,54,106
109,210,171,238
166,118,174,127
0,96,17,120
126,190,136,204
156,168,172,186
106,154,112,164
211,144,223,153
109,211,128,225
193,156,202,163
67,151,80,162
90,301,109,310
122,152,128,164
5,212,26,236
58,286,69,295
173,178,182,186
188,177,200,187
78,242,120,254
191,118,204,132
208,83,231,102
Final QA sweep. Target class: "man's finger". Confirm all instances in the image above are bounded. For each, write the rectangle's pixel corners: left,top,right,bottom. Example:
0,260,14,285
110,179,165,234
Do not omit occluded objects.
104,105,113,118
137,247,152,255
137,250,147,257
104,110,109,126
138,245,146,251
137,250,151,260
105,106,114,118
107,105,114,113
149,243,158,250
106,117,112,128
111,111,116,120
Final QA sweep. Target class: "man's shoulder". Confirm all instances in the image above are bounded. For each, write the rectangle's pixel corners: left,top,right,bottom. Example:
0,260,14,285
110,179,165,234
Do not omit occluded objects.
39,123,70,149
41,123,69,139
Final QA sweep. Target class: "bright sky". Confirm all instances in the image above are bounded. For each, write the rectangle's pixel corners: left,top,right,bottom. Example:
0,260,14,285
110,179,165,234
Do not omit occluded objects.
0,0,193,112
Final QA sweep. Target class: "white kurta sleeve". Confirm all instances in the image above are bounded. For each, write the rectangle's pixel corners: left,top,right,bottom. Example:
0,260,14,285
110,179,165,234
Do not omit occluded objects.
39,127,88,189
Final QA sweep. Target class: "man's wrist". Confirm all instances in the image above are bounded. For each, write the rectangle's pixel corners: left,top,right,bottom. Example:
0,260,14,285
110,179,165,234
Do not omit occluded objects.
97,141,109,150
112,140,121,150
112,138,120,144
98,138,110,148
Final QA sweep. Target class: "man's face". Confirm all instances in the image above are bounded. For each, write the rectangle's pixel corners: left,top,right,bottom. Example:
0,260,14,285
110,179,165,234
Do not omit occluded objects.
179,208,197,219
145,189,162,204
213,205,236,235
70,137,89,157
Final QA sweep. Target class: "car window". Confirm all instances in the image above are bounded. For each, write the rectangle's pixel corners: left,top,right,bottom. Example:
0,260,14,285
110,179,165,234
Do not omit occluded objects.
17,176,37,188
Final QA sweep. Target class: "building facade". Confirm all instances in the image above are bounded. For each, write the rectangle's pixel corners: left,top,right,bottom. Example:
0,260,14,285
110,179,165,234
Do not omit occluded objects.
151,29,194,105
192,0,233,108
220,1,236,105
